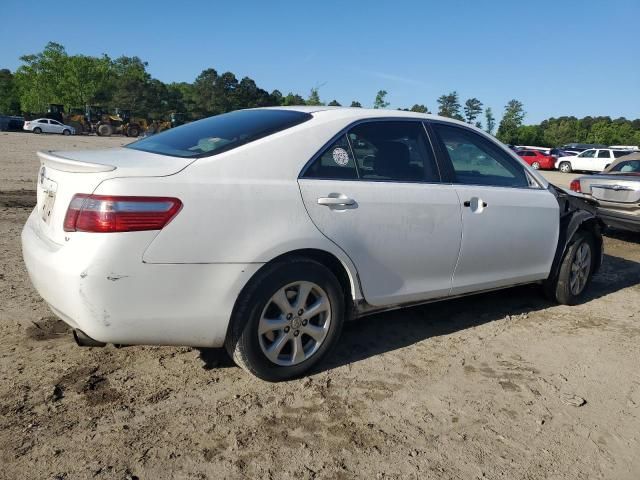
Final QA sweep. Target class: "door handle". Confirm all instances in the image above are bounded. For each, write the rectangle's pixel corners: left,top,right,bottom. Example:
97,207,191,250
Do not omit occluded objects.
317,196,356,207
464,200,488,208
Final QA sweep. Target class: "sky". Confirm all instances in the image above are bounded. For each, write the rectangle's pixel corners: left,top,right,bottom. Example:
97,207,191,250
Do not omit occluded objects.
2,0,639,123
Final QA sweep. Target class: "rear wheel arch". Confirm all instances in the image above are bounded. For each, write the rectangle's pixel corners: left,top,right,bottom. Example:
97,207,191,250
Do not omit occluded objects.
225,248,359,340
233,248,358,320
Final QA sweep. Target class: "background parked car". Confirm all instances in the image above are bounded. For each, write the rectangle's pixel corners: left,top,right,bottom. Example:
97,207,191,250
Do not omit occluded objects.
0,115,25,131
517,149,556,169
23,118,75,135
560,143,607,153
556,148,631,173
570,152,640,232
549,148,579,158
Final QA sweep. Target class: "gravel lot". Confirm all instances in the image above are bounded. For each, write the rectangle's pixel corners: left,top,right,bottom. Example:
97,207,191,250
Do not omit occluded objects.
1,132,639,479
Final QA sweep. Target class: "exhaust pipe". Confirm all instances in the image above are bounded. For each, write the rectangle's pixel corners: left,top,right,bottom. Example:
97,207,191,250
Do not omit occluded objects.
73,329,106,347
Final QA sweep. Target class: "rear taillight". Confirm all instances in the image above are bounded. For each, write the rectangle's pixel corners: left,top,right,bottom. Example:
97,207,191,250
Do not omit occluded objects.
63,194,182,233
569,179,582,193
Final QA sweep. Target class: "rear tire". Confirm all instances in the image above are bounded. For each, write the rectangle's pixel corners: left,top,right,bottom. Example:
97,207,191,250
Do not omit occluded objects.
225,257,345,381
33,127,42,134
545,230,595,305
127,125,140,137
97,124,113,137
559,161,572,173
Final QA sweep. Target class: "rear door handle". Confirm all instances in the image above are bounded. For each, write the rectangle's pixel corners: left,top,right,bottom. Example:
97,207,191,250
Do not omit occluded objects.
464,200,488,207
317,196,356,207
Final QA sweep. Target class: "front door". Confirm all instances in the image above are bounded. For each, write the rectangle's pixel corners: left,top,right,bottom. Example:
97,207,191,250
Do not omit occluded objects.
298,121,462,306
429,123,559,295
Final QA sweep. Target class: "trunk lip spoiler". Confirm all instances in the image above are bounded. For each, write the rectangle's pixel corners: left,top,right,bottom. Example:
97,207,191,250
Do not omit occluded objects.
37,150,117,173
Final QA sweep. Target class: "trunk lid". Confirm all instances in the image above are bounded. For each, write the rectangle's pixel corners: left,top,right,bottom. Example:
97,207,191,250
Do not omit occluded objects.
36,148,194,244
580,175,640,204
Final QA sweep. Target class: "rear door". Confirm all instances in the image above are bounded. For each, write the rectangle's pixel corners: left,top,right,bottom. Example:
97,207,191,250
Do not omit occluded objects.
428,122,559,295
299,120,462,306
594,150,613,171
49,120,64,134
36,119,50,132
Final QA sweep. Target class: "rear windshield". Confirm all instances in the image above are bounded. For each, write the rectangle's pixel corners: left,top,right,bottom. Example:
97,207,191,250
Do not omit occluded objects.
609,160,640,173
127,109,312,158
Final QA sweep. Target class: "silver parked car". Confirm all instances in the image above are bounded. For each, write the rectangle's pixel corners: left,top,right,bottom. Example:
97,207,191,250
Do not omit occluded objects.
570,152,640,232
23,118,75,135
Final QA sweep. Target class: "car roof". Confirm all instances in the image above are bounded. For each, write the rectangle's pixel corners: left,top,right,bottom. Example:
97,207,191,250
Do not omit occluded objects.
258,105,463,124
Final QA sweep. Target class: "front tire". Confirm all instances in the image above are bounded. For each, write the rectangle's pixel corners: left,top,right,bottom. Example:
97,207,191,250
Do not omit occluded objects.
531,161,541,170
225,257,345,381
62,129,71,136
545,230,595,305
559,161,572,173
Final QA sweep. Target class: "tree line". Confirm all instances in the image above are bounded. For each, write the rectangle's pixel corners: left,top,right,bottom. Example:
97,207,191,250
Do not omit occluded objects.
1,42,639,146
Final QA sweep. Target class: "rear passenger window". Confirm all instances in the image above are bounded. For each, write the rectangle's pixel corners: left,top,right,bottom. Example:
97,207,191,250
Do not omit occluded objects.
348,121,438,182
432,123,529,188
302,135,358,180
597,150,611,158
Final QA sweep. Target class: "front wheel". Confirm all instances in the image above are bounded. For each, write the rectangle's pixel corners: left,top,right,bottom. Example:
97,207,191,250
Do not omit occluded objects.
545,231,595,305
225,257,345,381
62,129,71,136
559,161,572,173
531,161,541,170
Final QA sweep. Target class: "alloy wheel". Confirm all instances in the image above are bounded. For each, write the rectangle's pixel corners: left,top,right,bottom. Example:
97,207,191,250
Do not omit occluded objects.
569,242,591,295
258,281,331,366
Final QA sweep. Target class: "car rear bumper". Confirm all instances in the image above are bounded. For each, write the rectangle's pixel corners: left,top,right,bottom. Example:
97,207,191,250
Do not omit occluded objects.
597,208,640,232
21,209,261,347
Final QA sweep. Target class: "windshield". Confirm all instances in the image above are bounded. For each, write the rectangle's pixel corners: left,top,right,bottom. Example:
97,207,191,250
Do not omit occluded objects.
127,109,312,158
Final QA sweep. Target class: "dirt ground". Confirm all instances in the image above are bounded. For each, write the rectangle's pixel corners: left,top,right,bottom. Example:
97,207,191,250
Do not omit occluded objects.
1,132,639,479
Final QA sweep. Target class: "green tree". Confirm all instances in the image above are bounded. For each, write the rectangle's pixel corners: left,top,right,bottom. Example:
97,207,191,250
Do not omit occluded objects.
485,107,496,135
0,69,21,114
15,42,112,113
496,99,525,144
269,89,283,106
350,100,362,108
283,92,306,106
463,97,483,124
328,99,341,106
410,104,429,113
437,91,463,120
110,56,151,113
306,87,323,106
373,90,389,109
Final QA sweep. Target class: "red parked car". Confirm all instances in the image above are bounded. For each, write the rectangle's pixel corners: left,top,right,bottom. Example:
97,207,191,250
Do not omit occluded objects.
518,149,555,170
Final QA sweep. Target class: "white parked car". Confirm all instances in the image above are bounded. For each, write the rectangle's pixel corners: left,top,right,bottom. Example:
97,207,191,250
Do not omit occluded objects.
23,118,75,135
556,148,631,173
22,107,603,381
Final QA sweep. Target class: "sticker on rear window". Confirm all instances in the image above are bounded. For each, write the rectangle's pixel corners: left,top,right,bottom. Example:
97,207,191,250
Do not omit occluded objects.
332,147,350,166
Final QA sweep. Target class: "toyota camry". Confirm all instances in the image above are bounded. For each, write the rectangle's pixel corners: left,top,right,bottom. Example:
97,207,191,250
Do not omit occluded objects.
22,107,603,381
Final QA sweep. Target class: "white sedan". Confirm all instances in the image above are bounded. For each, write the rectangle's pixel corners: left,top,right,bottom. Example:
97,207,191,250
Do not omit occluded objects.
24,118,75,135
22,107,603,381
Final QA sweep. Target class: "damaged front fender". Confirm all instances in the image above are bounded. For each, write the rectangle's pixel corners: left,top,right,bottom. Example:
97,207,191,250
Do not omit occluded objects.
547,184,604,283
